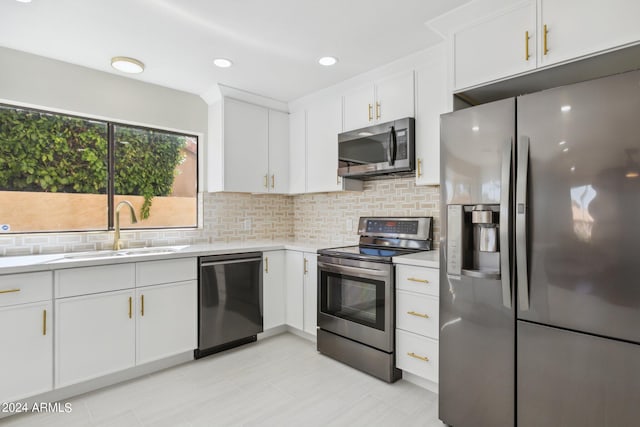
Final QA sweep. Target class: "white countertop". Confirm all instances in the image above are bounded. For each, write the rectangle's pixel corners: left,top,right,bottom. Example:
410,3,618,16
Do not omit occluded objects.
0,240,332,275
393,250,439,269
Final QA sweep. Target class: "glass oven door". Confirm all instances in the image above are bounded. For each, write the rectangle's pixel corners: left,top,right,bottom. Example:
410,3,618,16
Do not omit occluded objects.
317,256,394,352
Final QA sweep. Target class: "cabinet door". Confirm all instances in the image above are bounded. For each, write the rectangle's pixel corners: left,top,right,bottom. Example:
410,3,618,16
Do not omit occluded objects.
0,302,52,402
136,281,197,365
263,251,286,330
454,2,536,90
223,98,269,193
374,71,415,123
268,110,290,194
303,252,318,336
415,48,448,186
288,110,307,194
306,96,342,193
539,0,640,67
55,290,135,388
343,85,375,131
285,251,304,330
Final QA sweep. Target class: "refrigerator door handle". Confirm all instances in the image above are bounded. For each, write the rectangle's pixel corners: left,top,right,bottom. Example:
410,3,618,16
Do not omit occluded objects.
500,138,513,309
516,136,530,310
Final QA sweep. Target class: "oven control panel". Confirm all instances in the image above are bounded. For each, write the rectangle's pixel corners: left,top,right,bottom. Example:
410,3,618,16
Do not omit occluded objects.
358,217,432,241
365,220,418,235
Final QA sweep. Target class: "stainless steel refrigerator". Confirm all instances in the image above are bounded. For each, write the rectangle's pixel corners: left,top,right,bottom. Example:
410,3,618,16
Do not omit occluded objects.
439,69,640,427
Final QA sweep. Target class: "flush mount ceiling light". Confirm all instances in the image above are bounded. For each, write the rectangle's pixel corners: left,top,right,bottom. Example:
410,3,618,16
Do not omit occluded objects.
111,57,144,74
561,105,572,112
15,0,32,3
213,58,233,68
318,56,338,66
471,126,480,132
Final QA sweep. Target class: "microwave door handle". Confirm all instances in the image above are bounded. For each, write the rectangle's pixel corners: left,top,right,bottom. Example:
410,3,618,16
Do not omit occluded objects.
387,126,396,166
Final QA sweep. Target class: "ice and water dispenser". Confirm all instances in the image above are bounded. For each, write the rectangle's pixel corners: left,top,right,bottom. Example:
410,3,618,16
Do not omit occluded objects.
447,204,501,279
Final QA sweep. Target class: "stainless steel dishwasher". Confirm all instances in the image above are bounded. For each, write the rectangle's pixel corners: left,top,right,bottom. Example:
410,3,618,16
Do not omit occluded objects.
195,252,263,359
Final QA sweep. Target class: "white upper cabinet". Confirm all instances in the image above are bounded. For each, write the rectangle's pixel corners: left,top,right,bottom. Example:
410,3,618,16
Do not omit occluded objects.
454,1,537,90
415,46,449,186
343,71,415,131
288,110,306,194
453,0,640,91
538,0,640,68
268,110,290,194
223,98,270,193
306,96,346,193
214,97,289,194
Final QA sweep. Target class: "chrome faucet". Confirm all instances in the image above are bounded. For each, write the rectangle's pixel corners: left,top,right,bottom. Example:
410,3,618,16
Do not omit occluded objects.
113,200,138,250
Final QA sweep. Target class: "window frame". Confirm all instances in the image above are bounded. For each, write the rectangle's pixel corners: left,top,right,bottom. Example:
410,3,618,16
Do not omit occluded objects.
0,102,199,234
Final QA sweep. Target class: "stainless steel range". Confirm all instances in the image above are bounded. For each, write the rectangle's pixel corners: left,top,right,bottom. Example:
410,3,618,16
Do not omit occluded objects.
317,216,433,382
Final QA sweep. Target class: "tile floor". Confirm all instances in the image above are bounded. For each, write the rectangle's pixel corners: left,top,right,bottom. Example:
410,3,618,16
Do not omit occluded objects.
1,333,445,427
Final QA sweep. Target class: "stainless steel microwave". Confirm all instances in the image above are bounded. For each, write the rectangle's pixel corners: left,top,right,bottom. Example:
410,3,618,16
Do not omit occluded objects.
337,117,415,179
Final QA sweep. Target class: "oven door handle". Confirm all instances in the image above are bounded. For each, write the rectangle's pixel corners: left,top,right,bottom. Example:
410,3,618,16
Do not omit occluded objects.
318,262,390,278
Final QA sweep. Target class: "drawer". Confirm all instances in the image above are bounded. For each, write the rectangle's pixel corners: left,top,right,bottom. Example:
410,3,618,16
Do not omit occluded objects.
396,329,438,383
0,271,52,307
396,265,439,296
55,264,136,298
136,258,197,287
396,291,439,339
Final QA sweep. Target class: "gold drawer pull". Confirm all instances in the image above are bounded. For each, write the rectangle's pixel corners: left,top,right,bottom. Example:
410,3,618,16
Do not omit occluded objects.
368,104,373,121
128,297,132,319
141,294,145,317
543,24,549,55
265,257,269,273
407,310,429,319
525,30,530,60
0,288,20,294
43,309,47,336
407,277,429,284
375,102,381,120
408,352,429,362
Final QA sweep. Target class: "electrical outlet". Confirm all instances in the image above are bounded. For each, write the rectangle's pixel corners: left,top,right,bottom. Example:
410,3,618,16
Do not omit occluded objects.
346,218,354,231
243,219,252,231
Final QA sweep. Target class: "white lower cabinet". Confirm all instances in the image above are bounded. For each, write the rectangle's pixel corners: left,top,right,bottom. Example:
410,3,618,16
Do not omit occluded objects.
285,251,304,330
284,250,318,336
54,259,197,388
136,281,197,365
395,264,440,384
263,250,286,330
302,253,318,336
55,289,136,388
0,301,53,402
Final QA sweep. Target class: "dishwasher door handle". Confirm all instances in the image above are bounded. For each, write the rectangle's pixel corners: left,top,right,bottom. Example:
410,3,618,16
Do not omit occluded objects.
317,262,390,278
200,258,262,267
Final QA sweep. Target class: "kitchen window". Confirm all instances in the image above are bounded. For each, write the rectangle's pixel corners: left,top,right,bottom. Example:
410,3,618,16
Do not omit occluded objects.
0,104,198,233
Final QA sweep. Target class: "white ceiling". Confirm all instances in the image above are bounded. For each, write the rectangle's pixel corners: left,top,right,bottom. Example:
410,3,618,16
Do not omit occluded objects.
0,0,471,102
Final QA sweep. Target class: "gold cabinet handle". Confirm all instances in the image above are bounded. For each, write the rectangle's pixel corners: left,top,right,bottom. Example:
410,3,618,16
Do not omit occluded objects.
408,277,429,284
128,296,132,319
141,294,145,317
543,24,549,55
304,258,309,274
375,102,381,120
417,159,423,178
265,257,269,273
43,309,47,336
263,174,268,188
368,104,373,121
407,310,430,319
408,352,429,362
0,288,20,294
525,30,530,60
271,174,275,189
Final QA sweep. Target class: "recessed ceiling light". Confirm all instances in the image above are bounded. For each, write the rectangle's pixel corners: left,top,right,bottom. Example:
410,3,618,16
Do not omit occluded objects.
471,126,480,132
563,148,569,152
318,56,338,66
214,58,233,68
558,140,567,145
111,57,144,74
570,166,576,172
561,105,572,112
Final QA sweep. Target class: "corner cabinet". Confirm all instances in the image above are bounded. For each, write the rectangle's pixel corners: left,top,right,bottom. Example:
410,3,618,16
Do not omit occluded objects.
212,97,289,194
453,0,640,91
0,271,53,403
289,97,363,194
343,71,415,131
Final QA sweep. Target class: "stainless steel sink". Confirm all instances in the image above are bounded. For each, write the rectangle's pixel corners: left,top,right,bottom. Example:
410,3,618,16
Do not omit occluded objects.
47,246,188,263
